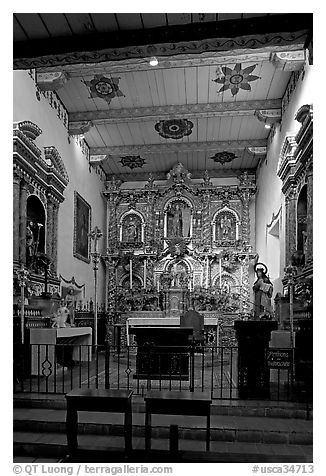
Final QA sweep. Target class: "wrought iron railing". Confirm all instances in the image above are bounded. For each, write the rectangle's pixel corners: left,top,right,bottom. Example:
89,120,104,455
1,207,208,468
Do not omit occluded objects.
13,343,311,402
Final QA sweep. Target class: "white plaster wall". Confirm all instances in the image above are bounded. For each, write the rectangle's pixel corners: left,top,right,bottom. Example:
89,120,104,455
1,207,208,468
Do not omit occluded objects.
13,71,107,305
255,65,313,296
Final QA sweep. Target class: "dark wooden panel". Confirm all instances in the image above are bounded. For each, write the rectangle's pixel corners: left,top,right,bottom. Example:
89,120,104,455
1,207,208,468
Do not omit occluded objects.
13,15,28,41
191,13,216,23
65,13,95,35
167,13,192,25
15,13,49,40
116,13,143,30
141,13,167,28
91,13,119,32
40,13,73,37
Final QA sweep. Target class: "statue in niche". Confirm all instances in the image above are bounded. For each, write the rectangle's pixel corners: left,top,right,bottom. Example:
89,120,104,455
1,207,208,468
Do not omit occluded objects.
122,215,141,243
167,202,191,238
26,221,35,267
216,212,236,240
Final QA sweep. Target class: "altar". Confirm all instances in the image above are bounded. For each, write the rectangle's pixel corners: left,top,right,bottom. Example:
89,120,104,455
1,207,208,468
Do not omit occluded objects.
29,327,92,375
126,314,219,346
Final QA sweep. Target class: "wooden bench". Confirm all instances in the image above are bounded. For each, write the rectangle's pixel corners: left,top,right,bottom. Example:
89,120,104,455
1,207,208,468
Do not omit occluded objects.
144,390,212,451
65,388,133,455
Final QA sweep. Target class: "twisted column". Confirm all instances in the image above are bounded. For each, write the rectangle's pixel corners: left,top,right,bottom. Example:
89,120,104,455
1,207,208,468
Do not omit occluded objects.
13,171,21,262
285,186,297,265
19,179,29,265
46,197,54,264
306,166,313,264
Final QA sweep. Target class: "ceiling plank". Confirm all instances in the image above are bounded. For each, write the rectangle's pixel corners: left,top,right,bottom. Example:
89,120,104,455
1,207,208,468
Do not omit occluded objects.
15,13,50,40
64,13,96,35
38,13,73,37
69,99,282,124
90,14,119,32
141,13,167,29
90,139,267,156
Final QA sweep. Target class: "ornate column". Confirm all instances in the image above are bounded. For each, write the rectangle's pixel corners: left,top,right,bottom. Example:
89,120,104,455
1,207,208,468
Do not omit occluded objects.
306,165,313,264
19,178,29,265
52,202,59,273
202,191,211,245
13,170,21,262
285,186,297,265
107,194,119,249
239,189,251,243
239,255,251,314
46,196,54,264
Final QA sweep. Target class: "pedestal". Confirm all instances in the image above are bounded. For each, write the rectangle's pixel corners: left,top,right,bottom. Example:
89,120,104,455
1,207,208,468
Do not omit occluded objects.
234,320,278,399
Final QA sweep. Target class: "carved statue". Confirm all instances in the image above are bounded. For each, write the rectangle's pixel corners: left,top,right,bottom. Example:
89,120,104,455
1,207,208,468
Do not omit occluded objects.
123,215,141,242
51,299,69,328
26,221,34,266
65,287,75,326
172,204,183,237
253,263,273,319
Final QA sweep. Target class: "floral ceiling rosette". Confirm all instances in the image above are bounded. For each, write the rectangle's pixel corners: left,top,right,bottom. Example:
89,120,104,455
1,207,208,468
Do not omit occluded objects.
155,119,193,140
210,151,237,165
83,75,124,104
120,155,146,170
212,63,260,96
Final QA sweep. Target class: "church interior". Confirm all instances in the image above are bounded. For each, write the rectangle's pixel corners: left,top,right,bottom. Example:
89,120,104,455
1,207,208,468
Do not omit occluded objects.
13,12,313,464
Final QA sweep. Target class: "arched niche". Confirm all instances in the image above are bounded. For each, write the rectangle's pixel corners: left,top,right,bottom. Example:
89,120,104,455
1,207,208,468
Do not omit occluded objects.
212,271,238,292
163,258,192,288
26,195,46,266
297,184,307,255
164,197,193,239
119,210,145,243
120,274,142,290
212,207,239,241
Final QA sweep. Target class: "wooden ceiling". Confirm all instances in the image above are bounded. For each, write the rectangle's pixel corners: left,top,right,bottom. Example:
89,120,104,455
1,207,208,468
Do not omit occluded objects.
13,13,313,182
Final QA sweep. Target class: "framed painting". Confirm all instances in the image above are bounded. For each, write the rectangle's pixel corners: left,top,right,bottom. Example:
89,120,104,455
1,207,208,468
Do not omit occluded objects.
73,191,91,263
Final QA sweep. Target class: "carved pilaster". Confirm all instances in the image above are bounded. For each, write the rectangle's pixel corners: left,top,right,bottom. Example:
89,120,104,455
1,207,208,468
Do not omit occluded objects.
239,189,251,243
202,192,211,245
52,203,59,273
145,193,155,244
46,198,54,264
19,179,29,265
108,195,119,248
240,257,250,314
13,171,21,262
306,166,313,264
285,187,297,265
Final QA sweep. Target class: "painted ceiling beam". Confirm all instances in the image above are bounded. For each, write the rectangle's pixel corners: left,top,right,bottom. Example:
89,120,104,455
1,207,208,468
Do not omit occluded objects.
35,46,304,76
69,99,282,125
14,13,312,69
105,169,253,182
90,139,267,156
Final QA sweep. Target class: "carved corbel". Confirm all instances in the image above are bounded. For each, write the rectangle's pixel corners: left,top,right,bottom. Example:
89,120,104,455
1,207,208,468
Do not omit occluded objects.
68,120,93,136
270,50,306,72
254,109,281,126
36,71,70,91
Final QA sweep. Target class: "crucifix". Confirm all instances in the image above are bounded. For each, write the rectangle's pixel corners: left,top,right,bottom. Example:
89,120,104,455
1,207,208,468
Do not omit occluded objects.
89,226,103,346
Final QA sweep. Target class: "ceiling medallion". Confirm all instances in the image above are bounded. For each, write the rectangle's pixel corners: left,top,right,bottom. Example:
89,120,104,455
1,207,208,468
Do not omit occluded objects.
155,119,193,140
212,63,260,96
120,155,146,170
210,151,237,165
83,75,124,104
